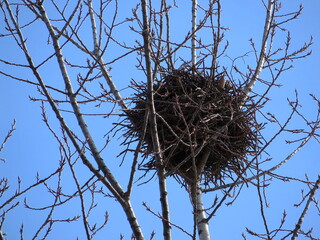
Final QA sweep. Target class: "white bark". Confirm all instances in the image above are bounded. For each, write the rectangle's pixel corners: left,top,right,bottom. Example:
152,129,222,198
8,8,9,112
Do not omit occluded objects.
193,150,211,240
191,0,198,67
243,0,275,98
196,186,210,240
0,230,5,240
192,182,210,240
291,175,320,240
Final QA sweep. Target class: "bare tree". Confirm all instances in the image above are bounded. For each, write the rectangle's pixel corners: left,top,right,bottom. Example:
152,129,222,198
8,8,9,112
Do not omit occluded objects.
0,0,319,239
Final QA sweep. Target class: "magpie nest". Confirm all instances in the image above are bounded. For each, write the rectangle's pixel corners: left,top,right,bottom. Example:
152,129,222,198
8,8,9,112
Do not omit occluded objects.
124,70,259,185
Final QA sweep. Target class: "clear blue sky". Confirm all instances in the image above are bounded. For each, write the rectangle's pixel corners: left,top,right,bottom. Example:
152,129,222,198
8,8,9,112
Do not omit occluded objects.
0,1,319,239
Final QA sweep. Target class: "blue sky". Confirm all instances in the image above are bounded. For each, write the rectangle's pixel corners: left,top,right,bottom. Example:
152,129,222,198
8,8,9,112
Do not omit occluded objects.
0,1,319,239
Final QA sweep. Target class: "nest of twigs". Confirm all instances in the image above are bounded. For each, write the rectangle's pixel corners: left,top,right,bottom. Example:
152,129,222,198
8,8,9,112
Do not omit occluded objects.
124,69,259,185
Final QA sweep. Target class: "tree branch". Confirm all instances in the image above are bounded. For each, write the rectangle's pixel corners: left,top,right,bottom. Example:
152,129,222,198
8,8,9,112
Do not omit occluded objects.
140,0,171,239
291,175,320,240
243,0,275,98
191,0,197,67
87,0,128,110
3,1,144,238
36,2,124,195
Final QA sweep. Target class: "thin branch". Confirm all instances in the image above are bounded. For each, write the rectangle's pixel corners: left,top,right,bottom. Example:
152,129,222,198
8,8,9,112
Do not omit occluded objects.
67,157,92,240
0,169,61,210
31,168,63,240
143,202,193,238
87,0,127,110
210,0,222,77
256,173,271,239
125,111,149,199
87,0,99,54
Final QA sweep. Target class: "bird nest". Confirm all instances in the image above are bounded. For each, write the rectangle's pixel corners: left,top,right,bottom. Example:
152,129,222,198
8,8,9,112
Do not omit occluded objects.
124,69,259,185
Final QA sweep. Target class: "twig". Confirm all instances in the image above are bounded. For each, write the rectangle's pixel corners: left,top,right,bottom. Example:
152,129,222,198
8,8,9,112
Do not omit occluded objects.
0,169,61,210
256,173,271,239
143,202,193,238
0,120,16,160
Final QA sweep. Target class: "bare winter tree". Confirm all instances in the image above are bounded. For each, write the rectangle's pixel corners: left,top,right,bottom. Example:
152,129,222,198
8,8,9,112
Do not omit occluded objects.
0,0,319,239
